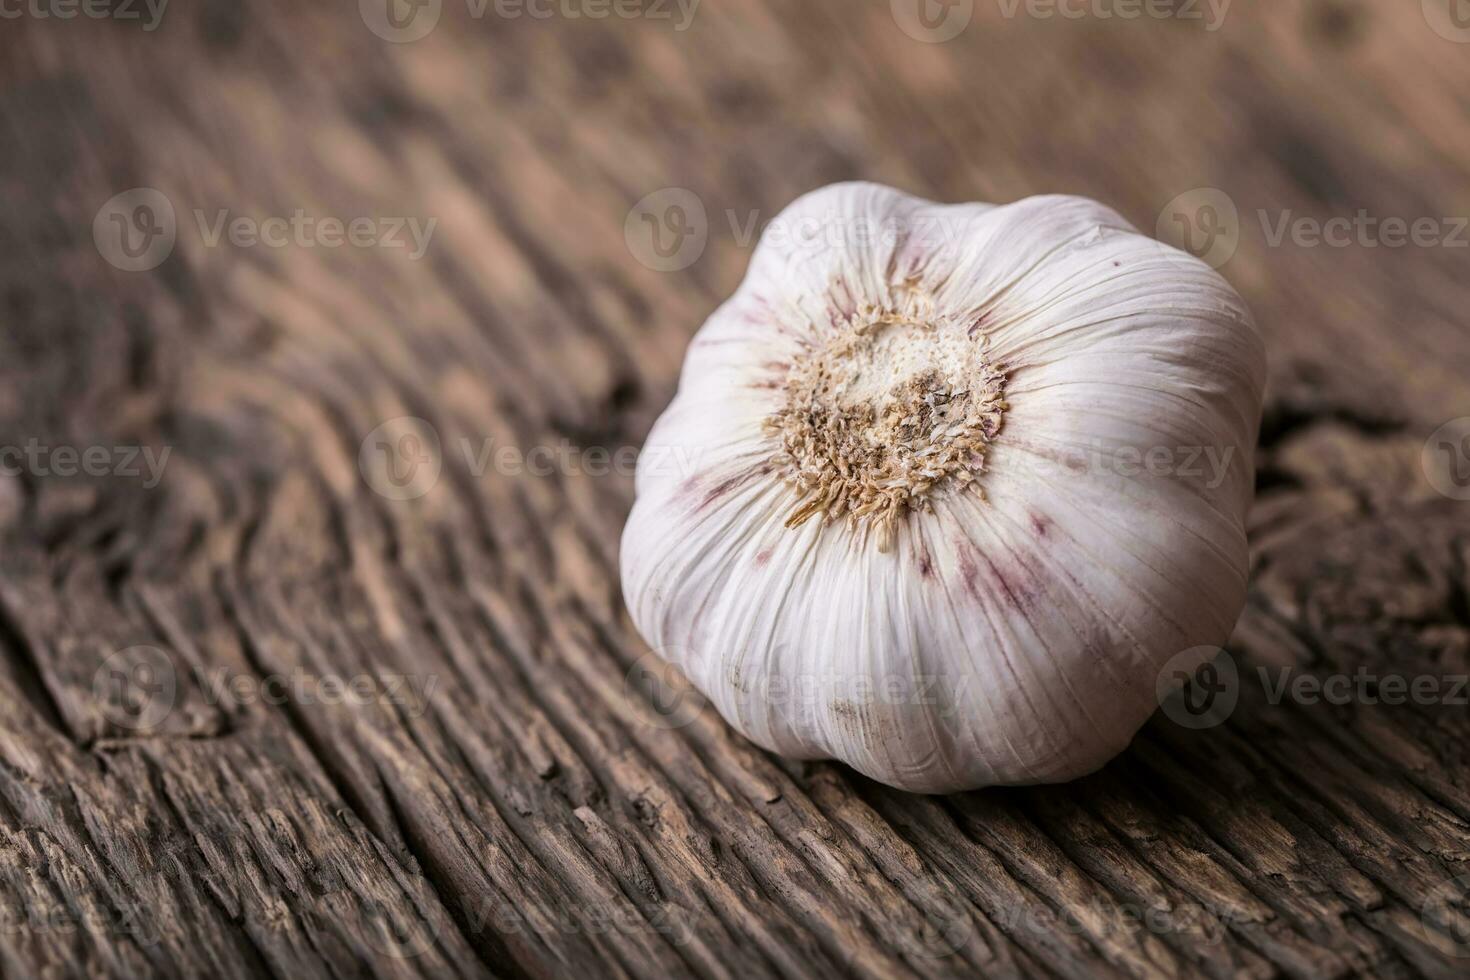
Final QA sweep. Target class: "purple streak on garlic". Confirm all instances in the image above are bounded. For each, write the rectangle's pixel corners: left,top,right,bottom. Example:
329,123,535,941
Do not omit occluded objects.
620,182,1267,793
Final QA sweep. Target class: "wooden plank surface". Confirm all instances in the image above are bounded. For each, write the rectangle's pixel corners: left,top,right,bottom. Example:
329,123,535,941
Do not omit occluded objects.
3,1,1470,976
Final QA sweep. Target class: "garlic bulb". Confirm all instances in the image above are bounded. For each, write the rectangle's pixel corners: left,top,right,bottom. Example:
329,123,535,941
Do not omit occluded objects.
621,183,1267,793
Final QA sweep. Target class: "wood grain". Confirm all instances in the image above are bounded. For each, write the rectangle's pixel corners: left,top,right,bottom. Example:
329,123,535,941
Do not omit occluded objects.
3,1,1469,976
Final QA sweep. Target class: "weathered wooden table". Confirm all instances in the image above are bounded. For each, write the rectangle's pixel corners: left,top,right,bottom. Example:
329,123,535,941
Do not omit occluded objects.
3,2,1469,976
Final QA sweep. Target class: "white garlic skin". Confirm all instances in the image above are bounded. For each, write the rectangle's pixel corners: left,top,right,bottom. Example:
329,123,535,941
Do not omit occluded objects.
621,183,1267,793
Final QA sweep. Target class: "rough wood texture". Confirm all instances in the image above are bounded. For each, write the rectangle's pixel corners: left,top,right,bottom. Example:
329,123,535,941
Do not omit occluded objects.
3,2,1470,976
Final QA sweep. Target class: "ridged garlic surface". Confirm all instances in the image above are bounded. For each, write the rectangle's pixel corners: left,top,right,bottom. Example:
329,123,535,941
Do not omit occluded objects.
621,183,1267,793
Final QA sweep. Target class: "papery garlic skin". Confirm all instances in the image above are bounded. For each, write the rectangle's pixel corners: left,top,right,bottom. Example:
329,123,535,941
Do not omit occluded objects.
621,183,1267,793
